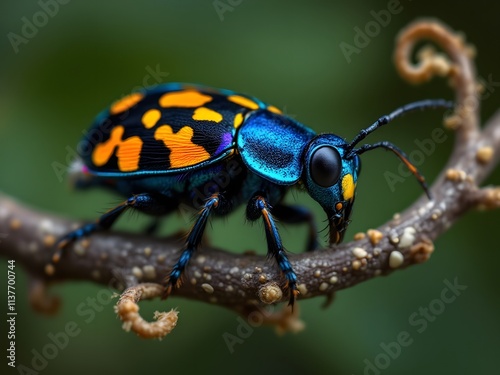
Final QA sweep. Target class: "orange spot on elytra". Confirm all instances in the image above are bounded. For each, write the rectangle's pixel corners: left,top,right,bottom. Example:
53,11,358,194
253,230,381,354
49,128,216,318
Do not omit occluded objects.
142,109,162,129
227,95,259,110
92,126,143,172
117,137,143,172
92,127,124,166
192,107,223,123
159,90,212,108
110,93,144,115
233,113,243,128
154,125,210,168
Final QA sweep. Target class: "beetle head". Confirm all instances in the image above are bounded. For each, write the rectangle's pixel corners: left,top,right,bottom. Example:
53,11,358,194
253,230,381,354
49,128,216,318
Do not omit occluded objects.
302,99,454,244
303,134,361,244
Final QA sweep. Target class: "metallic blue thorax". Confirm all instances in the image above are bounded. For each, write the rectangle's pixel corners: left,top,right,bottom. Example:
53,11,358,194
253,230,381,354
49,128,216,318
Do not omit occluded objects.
237,110,316,184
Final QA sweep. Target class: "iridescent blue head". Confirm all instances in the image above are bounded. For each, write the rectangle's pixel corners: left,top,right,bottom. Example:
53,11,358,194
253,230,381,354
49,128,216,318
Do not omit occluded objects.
300,99,454,244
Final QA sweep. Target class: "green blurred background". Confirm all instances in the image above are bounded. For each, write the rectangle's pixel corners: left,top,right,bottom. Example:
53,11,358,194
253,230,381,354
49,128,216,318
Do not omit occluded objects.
1,0,499,374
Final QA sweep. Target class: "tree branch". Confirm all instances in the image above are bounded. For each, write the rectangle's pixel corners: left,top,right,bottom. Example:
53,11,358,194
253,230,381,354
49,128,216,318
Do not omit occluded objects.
1,20,499,338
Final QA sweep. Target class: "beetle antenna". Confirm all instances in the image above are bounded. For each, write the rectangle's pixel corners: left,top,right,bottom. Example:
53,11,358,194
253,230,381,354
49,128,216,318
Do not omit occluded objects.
350,141,432,199
345,99,454,153
343,99,453,199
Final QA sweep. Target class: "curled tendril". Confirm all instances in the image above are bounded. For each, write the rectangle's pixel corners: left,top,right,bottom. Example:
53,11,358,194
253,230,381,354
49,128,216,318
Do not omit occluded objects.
395,20,479,138
115,283,178,339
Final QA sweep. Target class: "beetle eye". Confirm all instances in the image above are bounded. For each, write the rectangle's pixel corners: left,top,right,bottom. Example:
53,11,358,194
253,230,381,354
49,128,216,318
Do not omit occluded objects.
310,146,342,187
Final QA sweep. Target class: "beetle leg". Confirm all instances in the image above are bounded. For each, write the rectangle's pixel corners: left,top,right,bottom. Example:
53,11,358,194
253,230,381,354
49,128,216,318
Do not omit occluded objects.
273,204,318,252
53,193,175,263
163,193,221,299
247,195,299,307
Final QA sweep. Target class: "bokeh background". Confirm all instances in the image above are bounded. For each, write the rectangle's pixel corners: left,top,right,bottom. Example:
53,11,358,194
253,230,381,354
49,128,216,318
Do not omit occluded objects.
1,1,499,374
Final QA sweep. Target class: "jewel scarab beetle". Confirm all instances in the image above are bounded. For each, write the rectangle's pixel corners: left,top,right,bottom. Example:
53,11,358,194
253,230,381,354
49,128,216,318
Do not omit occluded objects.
54,82,453,306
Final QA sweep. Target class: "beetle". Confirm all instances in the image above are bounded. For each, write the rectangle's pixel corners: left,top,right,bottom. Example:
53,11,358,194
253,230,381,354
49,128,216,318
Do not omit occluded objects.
54,82,453,306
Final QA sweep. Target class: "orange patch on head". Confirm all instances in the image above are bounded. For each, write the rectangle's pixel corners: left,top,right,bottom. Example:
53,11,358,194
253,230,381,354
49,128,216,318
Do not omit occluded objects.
110,93,144,115
227,95,259,110
267,105,282,114
192,107,223,123
154,125,210,168
233,113,244,128
159,90,212,108
142,109,162,129
342,174,355,201
92,126,143,172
